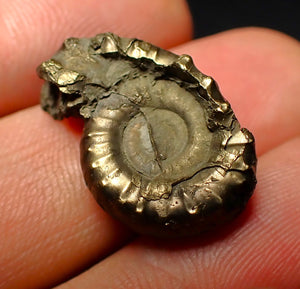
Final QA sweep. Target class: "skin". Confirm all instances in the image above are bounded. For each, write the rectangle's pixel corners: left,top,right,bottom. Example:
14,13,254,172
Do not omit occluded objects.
0,0,299,288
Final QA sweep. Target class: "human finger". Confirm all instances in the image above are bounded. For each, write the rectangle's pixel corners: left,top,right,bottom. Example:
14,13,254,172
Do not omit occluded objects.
55,137,300,289
0,0,192,116
0,108,132,289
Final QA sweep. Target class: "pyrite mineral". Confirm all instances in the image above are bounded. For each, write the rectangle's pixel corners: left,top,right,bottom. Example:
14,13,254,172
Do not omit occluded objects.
37,33,257,237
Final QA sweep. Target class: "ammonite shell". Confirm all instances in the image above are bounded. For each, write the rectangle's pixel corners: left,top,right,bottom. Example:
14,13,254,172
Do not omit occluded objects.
37,33,257,238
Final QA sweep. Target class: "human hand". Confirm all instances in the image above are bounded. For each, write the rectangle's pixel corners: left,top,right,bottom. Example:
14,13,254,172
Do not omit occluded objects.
0,1,299,288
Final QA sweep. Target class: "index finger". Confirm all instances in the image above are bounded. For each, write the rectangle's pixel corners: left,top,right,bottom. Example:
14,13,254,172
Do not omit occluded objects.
0,0,192,116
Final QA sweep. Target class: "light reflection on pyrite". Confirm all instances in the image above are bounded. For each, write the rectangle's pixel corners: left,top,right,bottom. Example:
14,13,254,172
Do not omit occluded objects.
37,33,257,238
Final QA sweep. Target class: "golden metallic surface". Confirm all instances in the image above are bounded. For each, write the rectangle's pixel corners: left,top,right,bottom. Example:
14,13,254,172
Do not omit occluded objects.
37,33,257,238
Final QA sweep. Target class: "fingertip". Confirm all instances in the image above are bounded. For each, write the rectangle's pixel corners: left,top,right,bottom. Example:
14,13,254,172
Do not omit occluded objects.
0,0,193,116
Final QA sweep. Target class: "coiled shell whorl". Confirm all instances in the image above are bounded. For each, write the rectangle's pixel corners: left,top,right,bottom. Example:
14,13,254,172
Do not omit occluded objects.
37,33,257,238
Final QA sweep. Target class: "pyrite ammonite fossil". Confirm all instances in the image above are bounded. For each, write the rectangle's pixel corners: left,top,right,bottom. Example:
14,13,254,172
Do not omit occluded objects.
37,33,257,238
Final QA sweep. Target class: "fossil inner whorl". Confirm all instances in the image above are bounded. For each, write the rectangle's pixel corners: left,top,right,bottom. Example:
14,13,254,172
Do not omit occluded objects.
37,33,257,238
123,108,189,178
